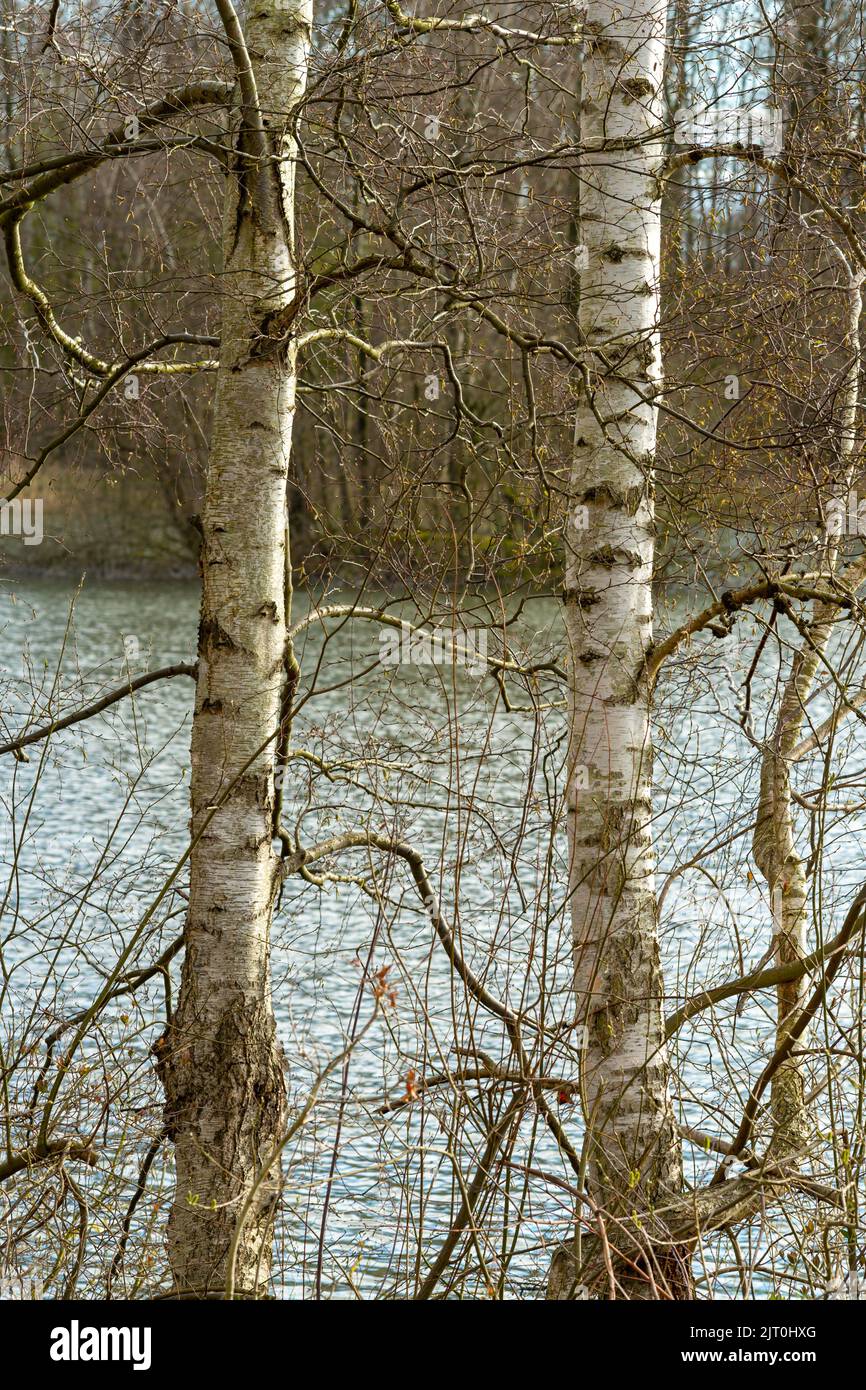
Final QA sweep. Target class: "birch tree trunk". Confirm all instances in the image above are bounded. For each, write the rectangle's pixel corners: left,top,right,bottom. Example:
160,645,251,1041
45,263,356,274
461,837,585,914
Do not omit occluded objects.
753,265,865,1164
551,0,684,1297
158,0,312,1298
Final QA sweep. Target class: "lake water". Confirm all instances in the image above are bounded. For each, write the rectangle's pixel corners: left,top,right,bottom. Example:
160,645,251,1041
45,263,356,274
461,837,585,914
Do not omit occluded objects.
1,577,862,1299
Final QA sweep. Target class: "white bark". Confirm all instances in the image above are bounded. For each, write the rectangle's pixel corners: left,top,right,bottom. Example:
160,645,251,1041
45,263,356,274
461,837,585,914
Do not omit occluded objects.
552,0,683,1296
159,0,312,1297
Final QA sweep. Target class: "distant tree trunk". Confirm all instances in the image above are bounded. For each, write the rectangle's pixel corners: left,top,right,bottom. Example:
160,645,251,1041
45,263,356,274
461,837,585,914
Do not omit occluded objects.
159,0,312,1298
778,0,831,154
757,14,861,1151
661,0,692,281
551,0,685,1298
353,288,372,533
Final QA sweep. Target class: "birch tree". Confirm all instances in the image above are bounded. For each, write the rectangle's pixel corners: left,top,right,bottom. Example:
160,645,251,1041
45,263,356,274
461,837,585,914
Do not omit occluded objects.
154,0,313,1297
4,0,866,1305
551,0,866,1296
551,0,687,1297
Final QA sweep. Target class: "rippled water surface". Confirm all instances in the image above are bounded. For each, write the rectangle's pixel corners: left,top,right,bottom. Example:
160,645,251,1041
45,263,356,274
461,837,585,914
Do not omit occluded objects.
2,577,862,1298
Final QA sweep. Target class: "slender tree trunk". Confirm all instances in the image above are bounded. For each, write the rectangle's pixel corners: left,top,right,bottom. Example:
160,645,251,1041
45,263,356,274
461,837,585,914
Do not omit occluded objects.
551,0,685,1298
753,266,865,1164
661,0,691,283
159,0,312,1298
759,3,861,1161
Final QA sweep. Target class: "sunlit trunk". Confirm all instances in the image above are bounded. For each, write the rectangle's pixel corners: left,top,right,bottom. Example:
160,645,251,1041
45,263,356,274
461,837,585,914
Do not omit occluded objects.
551,0,684,1298
159,0,312,1298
